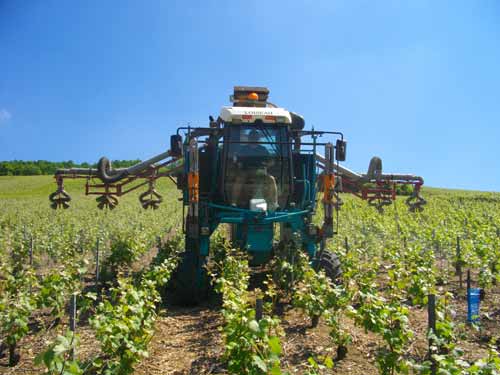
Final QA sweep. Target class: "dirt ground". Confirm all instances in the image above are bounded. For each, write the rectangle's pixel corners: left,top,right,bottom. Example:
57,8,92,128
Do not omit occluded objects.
1,231,499,375
135,277,499,374
2,273,498,375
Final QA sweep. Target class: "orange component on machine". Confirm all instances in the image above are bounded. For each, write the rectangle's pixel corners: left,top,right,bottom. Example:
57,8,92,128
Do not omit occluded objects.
188,172,199,203
322,174,335,203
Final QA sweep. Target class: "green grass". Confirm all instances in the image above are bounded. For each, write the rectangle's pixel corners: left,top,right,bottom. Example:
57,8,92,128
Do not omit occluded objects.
0,175,176,200
0,176,87,199
1,175,498,220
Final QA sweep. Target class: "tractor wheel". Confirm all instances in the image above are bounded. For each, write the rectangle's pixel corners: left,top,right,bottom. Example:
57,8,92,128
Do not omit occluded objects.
170,236,208,306
319,250,342,282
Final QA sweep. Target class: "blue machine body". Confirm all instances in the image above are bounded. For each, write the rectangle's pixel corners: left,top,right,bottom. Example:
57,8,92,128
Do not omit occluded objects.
173,117,333,306
180,127,321,267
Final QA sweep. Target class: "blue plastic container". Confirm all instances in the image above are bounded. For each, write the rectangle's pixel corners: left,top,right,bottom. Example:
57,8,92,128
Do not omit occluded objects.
467,288,480,323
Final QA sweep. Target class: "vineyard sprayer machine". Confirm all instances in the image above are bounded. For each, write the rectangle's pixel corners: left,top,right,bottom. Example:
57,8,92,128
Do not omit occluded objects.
49,86,426,304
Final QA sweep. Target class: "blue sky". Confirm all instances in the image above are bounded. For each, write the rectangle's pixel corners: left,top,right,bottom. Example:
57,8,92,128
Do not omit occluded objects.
1,1,499,191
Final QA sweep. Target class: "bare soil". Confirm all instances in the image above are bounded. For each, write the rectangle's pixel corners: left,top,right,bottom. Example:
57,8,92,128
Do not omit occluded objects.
1,283,499,375
1,257,499,374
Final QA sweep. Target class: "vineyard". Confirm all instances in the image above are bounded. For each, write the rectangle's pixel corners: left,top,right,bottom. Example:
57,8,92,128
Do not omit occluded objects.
0,175,499,374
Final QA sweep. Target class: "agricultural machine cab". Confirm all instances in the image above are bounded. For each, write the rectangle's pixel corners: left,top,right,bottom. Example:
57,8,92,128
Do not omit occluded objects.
223,124,291,211
49,86,426,304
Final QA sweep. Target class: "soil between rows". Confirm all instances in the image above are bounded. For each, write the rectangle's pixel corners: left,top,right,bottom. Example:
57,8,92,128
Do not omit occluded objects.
1,278,498,374
1,229,499,375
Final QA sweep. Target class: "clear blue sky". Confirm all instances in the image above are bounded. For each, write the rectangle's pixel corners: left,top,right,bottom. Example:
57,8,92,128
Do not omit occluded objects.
1,1,499,191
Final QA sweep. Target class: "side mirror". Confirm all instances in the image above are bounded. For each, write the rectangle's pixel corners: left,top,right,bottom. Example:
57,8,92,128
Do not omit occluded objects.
170,135,183,157
335,139,347,161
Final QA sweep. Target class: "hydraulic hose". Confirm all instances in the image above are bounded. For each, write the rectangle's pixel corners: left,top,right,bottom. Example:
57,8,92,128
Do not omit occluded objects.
54,150,175,183
316,153,424,185
96,157,128,183
96,150,171,183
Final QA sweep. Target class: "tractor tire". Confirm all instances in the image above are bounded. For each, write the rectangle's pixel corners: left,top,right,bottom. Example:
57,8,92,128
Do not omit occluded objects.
319,250,342,283
170,237,208,306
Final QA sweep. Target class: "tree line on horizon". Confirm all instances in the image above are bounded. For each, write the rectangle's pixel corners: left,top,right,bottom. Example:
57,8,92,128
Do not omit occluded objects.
0,160,414,195
0,160,141,176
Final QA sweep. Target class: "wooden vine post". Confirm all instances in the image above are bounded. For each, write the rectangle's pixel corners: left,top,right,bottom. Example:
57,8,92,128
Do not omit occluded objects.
255,298,263,321
455,236,462,289
427,294,437,375
69,294,77,360
29,235,34,266
95,238,100,288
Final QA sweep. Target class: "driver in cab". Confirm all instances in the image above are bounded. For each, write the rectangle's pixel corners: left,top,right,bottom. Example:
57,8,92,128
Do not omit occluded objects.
230,129,278,211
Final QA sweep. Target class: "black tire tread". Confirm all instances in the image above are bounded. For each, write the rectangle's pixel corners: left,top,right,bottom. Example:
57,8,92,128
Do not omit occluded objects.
170,236,208,306
319,250,342,282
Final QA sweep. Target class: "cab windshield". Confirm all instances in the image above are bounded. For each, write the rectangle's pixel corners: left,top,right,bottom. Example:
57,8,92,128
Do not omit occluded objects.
224,124,291,210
